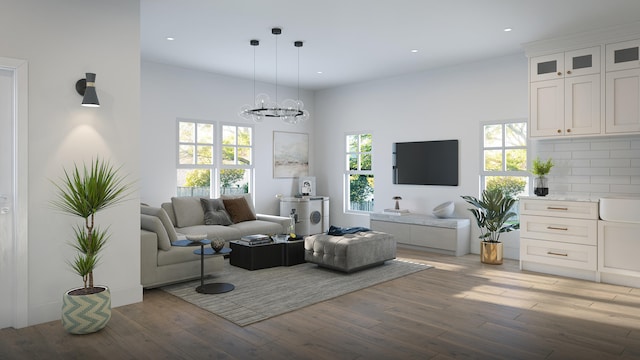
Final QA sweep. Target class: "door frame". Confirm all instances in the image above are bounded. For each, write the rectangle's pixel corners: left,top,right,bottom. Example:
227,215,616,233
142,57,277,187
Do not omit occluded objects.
0,56,29,328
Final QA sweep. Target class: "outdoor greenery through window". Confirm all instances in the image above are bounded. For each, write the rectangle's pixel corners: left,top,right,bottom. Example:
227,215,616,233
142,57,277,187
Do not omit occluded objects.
481,120,529,221
346,133,374,212
176,120,253,197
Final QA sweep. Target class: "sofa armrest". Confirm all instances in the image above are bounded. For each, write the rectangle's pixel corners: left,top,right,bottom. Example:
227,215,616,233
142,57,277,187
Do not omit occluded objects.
257,214,290,233
140,229,159,286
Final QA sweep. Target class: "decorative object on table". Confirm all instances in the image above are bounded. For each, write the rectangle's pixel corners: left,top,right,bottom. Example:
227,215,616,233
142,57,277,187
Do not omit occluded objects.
433,201,455,218
51,157,132,334
210,238,225,252
392,196,402,210
273,131,309,178
298,176,316,196
238,28,310,125
461,188,519,265
271,234,289,243
531,157,553,197
186,234,207,242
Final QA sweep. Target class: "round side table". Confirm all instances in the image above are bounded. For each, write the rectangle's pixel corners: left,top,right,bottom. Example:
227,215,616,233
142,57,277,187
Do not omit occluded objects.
193,243,233,294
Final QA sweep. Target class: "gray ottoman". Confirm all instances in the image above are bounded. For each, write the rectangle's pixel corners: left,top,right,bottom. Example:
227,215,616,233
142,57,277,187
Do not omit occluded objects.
304,231,396,273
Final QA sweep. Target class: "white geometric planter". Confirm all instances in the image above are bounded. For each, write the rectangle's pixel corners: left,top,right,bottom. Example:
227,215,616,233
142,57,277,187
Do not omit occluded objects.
61,286,111,334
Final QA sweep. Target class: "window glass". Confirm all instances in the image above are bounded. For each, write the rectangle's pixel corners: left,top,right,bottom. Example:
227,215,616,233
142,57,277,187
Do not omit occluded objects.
346,133,374,213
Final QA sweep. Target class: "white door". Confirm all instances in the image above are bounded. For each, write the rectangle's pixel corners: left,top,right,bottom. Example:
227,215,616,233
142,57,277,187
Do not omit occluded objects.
0,68,14,329
0,57,28,329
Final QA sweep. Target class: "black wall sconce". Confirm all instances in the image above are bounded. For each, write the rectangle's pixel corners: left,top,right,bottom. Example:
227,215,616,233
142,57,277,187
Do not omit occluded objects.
75,72,100,107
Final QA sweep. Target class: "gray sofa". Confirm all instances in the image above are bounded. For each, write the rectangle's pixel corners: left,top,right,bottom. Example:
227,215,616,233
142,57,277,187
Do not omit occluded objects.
140,193,290,288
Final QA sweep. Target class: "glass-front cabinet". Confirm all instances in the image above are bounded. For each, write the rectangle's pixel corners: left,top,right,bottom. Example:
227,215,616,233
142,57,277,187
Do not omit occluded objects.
530,46,600,82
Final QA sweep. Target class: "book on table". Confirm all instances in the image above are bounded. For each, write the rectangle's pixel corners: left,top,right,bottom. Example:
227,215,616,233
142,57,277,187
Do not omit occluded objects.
238,234,272,245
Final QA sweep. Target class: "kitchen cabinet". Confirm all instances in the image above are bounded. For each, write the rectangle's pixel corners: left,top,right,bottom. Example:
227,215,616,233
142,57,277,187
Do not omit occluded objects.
529,47,601,137
605,39,640,133
519,198,599,281
598,220,640,288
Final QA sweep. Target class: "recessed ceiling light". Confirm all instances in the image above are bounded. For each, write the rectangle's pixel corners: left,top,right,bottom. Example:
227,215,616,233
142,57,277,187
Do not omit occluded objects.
166,37,175,41
411,49,419,53
503,28,512,32
317,71,323,74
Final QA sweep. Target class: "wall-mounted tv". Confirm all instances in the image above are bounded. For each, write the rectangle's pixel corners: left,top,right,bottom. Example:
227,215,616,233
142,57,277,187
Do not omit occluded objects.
393,139,458,186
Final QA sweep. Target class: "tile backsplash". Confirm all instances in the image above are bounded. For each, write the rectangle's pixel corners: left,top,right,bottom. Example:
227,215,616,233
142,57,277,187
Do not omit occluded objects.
533,135,640,198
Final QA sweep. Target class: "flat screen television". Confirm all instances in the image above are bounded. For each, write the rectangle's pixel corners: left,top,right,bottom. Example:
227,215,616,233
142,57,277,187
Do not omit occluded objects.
393,139,458,186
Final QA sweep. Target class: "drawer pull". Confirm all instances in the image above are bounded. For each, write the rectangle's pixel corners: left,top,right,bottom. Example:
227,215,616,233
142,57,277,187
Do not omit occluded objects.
547,206,568,211
547,226,568,231
547,251,568,257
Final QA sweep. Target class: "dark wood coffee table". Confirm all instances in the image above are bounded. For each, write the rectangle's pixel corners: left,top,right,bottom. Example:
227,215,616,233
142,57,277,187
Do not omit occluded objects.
230,239,305,270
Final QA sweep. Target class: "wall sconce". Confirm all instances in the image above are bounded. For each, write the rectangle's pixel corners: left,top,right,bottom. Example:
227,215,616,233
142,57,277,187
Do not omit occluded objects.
75,72,100,107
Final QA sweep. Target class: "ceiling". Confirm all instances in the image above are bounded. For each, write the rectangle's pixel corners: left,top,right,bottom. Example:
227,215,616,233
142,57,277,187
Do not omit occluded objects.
140,0,640,91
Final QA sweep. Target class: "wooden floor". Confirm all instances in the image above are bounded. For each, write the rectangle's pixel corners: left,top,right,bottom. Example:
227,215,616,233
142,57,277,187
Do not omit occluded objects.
2,249,640,359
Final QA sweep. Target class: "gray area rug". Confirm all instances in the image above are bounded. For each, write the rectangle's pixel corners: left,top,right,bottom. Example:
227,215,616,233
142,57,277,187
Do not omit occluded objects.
161,259,432,326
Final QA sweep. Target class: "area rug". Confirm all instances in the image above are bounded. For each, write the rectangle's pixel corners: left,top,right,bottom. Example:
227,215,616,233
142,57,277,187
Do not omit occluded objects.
161,259,431,326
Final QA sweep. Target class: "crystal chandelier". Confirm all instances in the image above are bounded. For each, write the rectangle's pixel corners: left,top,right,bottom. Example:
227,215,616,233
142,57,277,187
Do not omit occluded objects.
239,28,310,124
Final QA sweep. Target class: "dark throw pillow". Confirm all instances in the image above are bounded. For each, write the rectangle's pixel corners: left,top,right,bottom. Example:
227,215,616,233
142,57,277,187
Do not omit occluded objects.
200,198,233,226
222,197,257,224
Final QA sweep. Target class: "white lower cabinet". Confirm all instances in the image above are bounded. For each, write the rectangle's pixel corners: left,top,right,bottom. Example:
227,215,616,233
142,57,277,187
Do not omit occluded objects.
598,220,640,287
519,198,599,281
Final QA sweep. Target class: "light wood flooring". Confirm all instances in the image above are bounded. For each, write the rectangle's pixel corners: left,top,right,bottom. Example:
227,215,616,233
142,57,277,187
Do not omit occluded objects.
2,249,640,359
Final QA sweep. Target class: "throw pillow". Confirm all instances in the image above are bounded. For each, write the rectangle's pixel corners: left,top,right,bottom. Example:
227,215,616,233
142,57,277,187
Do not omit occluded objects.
140,214,172,251
171,197,205,227
140,205,179,242
223,196,257,223
200,198,233,226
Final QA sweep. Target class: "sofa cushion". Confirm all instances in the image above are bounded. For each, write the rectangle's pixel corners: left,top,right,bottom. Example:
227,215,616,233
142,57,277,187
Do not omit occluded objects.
140,205,179,242
223,196,257,224
221,193,256,216
171,197,205,227
200,198,233,226
140,214,172,250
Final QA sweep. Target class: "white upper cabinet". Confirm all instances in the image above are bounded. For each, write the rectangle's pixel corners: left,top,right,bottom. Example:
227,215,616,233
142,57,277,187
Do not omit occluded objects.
606,39,640,71
529,46,602,137
605,39,640,133
531,47,600,82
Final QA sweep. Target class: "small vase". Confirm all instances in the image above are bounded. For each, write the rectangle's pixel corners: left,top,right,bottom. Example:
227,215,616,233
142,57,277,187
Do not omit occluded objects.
534,176,549,197
211,239,225,252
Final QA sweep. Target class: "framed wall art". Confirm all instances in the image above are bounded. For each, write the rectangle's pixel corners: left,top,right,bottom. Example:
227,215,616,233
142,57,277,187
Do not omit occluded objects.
273,131,309,178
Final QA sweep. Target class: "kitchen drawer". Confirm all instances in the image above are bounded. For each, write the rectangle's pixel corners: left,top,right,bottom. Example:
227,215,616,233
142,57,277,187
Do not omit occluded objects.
519,199,598,219
521,238,597,271
520,215,597,245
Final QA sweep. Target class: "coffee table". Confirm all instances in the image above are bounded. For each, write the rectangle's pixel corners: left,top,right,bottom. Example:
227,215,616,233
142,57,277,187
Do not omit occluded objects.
192,241,233,294
230,239,305,270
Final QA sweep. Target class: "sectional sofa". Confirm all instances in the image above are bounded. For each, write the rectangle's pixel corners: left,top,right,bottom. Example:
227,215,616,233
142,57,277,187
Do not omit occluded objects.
140,193,290,288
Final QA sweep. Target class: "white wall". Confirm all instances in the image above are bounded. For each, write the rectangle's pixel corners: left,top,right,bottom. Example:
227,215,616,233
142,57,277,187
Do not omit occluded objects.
140,61,315,215
1,0,141,326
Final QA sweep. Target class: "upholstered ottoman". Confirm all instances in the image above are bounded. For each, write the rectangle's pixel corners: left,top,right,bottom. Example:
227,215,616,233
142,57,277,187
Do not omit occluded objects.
304,231,396,273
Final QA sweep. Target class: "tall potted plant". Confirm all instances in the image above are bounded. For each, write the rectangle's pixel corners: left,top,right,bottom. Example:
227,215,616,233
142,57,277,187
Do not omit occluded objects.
51,157,132,334
531,157,554,196
462,188,519,264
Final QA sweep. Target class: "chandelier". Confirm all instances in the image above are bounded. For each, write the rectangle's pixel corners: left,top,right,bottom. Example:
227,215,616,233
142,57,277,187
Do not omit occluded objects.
239,28,310,124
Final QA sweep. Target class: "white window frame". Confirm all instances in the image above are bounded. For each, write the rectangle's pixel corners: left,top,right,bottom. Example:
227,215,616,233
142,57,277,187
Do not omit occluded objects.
219,122,255,196
479,119,530,197
176,119,255,198
344,131,374,214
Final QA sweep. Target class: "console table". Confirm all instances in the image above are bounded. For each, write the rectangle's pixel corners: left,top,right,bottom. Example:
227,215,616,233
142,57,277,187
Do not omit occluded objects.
369,212,470,256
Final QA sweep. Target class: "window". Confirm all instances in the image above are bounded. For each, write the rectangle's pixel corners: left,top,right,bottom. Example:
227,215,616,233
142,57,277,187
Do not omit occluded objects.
220,124,253,195
177,120,214,197
345,133,374,212
481,120,529,220
176,120,253,197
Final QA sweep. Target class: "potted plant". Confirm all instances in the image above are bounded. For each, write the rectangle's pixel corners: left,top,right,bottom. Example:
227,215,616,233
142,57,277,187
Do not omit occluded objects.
51,157,132,334
531,157,554,196
461,188,519,264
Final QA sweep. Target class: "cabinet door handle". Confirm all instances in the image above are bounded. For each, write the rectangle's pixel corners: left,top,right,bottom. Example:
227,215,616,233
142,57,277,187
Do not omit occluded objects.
547,226,568,231
547,206,568,211
557,71,562,76
547,251,568,256
567,70,572,75
566,128,571,133
557,129,562,133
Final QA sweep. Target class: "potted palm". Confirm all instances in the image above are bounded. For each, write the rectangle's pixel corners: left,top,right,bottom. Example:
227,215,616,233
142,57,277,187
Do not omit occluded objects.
51,157,132,334
531,157,554,196
461,188,519,264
